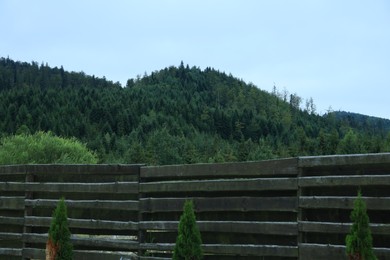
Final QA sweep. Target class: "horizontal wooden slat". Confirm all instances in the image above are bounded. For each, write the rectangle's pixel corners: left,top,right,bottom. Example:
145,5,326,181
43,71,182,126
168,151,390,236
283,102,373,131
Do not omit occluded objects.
139,257,170,260
140,243,298,257
299,243,390,260
140,197,297,213
25,199,139,211
25,216,139,230
299,243,345,260
0,165,26,175
0,248,22,256
0,196,24,210
300,196,390,209
203,244,298,257
0,232,22,240
22,233,139,250
299,153,390,168
140,221,297,235
0,182,138,193
141,158,298,179
140,178,297,193
299,221,390,235
298,175,390,187
0,216,24,226
0,164,142,175
22,248,137,260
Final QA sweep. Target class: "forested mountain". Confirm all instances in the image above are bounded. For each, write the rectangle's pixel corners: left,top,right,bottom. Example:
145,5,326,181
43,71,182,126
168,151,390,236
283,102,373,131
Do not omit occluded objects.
0,57,389,165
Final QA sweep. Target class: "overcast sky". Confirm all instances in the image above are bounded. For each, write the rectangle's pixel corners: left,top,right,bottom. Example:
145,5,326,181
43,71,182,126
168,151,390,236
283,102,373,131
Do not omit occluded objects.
1,0,389,119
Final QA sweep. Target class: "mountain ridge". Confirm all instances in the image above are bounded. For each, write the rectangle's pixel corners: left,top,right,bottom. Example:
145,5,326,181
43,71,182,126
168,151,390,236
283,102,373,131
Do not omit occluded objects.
0,57,389,165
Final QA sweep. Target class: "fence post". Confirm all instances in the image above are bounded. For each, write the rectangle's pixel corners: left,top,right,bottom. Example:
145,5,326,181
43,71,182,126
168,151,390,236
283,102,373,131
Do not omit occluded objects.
23,167,34,260
138,165,145,258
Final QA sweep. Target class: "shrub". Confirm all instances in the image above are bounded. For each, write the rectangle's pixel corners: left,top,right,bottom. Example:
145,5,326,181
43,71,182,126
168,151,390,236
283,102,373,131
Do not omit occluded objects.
0,131,98,164
47,198,73,260
346,190,376,260
173,200,203,260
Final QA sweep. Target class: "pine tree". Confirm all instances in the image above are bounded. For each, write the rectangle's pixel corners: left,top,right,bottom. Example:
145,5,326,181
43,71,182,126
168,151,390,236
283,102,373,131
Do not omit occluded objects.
47,197,73,260
173,200,203,260
346,190,376,260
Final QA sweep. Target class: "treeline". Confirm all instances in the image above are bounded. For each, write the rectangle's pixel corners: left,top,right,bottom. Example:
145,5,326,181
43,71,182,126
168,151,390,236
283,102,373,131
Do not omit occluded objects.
0,57,389,165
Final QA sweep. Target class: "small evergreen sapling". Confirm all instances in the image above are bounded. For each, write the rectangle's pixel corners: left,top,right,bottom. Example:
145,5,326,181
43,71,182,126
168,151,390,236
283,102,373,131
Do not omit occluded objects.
346,190,376,260
46,197,73,260
173,200,203,260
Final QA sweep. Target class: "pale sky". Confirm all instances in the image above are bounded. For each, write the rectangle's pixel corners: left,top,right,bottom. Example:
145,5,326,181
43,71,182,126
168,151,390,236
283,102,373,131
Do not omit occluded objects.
1,0,389,119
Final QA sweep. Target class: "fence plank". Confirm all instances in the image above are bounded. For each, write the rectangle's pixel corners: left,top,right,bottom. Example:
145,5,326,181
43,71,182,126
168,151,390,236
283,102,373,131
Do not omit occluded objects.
299,243,345,260
0,216,24,226
0,182,138,193
140,178,297,193
0,232,22,240
299,221,390,235
299,175,390,187
25,216,139,230
24,164,142,175
299,153,390,167
139,243,298,257
299,243,390,260
0,248,22,256
22,248,137,260
22,233,139,250
203,244,298,257
25,199,139,211
299,196,390,209
141,158,298,179
140,197,297,213
0,196,24,210
140,221,297,235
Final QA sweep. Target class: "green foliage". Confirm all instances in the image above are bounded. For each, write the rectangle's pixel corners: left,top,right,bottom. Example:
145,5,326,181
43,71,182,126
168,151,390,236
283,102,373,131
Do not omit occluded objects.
346,191,376,260
48,198,73,260
0,131,98,164
173,200,203,260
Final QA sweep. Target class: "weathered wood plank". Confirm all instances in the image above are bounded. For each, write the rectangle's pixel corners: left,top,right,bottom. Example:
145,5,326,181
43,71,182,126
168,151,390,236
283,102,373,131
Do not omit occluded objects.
0,248,22,256
140,221,297,235
25,199,139,211
299,153,390,168
299,196,390,210
0,232,22,240
140,178,297,193
0,216,24,226
203,244,298,257
25,216,139,230
139,257,171,260
141,158,298,179
140,197,297,213
24,164,143,175
299,221,390,235
22,248,137,260
0,165,26,175
22,233,139,250
299,243,345,260
299,243,390,260
0,196,24,210
0,181,138,193
140,243,298,257
298,175,390,187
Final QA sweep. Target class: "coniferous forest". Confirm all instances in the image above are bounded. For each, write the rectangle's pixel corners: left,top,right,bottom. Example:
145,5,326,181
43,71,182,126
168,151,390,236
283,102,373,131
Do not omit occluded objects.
1,57,390,165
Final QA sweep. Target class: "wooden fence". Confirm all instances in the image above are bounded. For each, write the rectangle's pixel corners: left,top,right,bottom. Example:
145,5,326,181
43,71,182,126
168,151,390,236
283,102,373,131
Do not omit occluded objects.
0,153,389,259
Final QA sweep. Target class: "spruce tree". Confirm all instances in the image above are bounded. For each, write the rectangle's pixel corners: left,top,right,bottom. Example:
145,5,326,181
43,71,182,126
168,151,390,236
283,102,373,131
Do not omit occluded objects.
346,190,376,260
173,200,203,260
47,197,73,260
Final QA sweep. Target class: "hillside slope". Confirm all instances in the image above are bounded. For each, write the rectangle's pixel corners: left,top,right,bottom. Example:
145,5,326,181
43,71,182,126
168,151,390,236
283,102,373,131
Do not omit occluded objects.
0,57,389,164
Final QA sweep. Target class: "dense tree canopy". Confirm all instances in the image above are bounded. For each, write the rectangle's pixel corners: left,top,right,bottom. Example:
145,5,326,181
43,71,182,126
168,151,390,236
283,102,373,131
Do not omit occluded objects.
0,57,389,165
